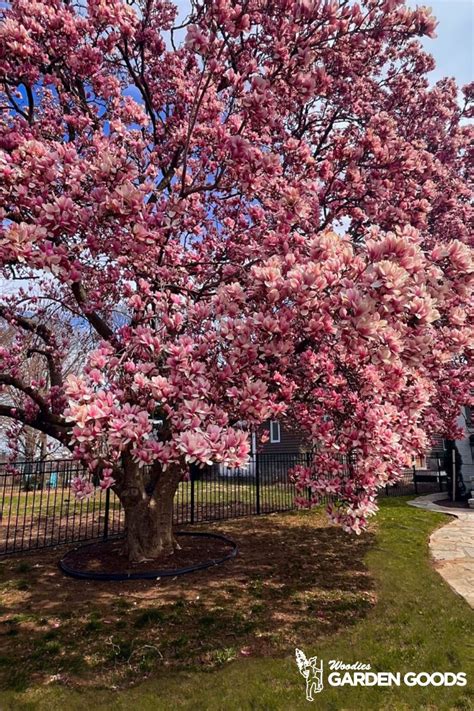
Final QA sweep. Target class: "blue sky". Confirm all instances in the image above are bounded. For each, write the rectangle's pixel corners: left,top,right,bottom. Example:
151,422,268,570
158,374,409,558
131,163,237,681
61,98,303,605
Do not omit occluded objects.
408,0,473,86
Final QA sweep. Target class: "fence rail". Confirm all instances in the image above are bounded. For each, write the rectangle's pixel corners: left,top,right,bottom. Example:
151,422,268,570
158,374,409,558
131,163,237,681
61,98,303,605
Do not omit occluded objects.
0,454,446,556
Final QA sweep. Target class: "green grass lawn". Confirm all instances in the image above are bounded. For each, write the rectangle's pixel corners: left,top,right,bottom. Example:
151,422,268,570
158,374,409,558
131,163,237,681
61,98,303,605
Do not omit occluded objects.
1,482,294,527
0,498,472,710
177,480,294,507
1,490,122,520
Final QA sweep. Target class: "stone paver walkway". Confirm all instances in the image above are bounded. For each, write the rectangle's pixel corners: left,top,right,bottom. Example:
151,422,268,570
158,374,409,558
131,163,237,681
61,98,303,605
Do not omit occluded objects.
408,493,474,608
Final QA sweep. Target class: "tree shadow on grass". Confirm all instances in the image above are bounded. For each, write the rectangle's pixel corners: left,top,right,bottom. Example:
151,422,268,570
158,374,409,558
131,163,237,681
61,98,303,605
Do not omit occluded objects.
0,509,375,691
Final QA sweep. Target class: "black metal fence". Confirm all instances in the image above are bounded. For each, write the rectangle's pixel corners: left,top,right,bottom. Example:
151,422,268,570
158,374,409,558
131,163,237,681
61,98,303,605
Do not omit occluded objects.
0,454,446,556
0,459,122,555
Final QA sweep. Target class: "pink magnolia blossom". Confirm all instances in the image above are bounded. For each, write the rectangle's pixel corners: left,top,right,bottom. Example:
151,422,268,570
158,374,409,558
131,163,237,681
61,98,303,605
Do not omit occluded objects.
71,476,95,500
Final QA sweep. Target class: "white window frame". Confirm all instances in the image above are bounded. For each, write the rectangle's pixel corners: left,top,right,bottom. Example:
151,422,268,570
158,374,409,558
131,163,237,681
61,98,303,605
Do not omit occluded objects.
251,430,257,455
270,420,281,444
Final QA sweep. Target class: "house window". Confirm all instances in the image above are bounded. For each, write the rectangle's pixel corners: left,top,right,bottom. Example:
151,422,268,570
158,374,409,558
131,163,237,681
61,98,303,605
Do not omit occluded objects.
466,406,472,428
270,421,281,443
413,454,427,470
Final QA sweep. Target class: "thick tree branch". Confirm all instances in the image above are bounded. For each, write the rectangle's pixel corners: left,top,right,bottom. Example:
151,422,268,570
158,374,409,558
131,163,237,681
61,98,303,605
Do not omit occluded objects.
0,374,50,414
26,348,63,389
0,405,71,445
0,305,55,345
71,282,116,342
24,83,34,124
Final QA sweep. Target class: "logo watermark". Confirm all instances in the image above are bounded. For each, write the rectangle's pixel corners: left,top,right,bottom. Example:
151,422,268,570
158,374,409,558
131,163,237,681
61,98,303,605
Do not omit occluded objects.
295,648,324,700
295,649,467,700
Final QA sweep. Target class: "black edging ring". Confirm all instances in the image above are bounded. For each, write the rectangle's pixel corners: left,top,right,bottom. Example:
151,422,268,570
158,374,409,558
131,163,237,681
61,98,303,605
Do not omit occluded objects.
58,531,238,581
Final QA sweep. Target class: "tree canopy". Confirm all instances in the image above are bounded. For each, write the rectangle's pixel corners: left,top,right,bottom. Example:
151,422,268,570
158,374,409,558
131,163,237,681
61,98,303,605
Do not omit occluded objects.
0,0,472,556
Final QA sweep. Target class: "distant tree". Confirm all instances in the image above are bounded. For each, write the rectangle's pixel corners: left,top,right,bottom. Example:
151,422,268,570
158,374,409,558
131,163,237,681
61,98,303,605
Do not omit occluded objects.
0,0,472,560
0,319,89,460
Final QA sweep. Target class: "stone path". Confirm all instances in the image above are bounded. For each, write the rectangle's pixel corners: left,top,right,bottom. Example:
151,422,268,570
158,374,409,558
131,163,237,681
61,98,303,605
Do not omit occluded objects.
408,493,474,608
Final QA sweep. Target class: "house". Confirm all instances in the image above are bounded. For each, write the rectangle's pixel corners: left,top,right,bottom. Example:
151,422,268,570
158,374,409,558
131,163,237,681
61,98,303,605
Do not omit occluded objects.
251,420,308,455
251,420,448,472
415,434,445,473
453,406,474,495
409,407,474,502
218,409,474,496
254,422,446,474
216,420,308,478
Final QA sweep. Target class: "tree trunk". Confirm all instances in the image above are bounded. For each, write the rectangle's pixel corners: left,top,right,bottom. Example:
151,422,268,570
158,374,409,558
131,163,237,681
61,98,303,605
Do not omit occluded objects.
117,459,184,563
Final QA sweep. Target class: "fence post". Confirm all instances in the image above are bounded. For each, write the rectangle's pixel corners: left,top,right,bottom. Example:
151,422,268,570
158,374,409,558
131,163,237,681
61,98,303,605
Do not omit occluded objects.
255,451,260,515
103,487,110,541
190,473,195,525
452,448,456,501
305,451,312,507
412,458,418,495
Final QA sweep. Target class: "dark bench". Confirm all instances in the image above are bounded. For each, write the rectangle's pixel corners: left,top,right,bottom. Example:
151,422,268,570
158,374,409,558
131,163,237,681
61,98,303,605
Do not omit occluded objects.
413,472,446,494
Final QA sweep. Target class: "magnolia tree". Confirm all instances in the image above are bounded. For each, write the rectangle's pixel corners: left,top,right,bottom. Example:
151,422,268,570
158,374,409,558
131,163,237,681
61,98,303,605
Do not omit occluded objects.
0,0,473,561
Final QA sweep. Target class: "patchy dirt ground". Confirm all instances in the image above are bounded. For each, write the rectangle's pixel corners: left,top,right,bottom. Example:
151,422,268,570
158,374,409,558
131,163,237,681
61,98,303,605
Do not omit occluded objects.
61,533,236,575
0,509,375,691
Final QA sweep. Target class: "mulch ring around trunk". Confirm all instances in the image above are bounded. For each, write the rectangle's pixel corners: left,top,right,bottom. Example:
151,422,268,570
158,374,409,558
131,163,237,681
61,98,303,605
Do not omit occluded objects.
59,531,238,580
